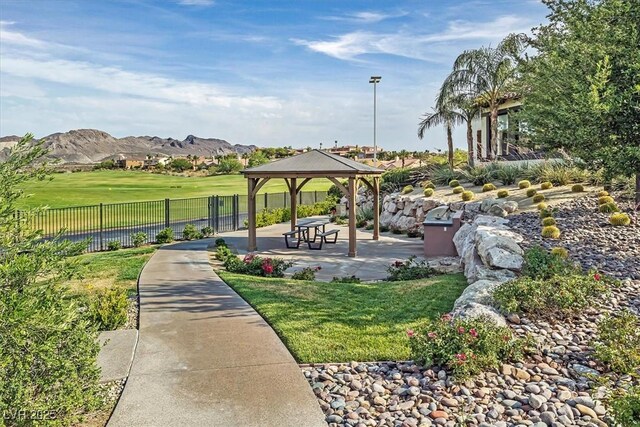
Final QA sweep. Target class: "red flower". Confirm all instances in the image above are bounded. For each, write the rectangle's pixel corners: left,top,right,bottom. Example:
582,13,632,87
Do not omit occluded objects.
406,329,415,338
469,328,478,338
457,326,466,334
594,273,601,281
427,332,437,339
263,264,274,274
455,353,467,361
315,266,322,271
394,260,404,267
441,313,452,322
243,254,255,264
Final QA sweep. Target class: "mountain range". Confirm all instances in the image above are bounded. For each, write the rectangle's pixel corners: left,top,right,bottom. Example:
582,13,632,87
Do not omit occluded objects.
0,129,256,164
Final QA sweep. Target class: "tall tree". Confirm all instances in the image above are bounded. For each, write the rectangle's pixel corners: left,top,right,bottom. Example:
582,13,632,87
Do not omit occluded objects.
418,97,463,170
518,0,640,204
438,91,481,167
442,34,525,159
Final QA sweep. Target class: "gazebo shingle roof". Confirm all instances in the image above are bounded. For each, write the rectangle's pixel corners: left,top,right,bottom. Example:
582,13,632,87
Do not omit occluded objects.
242,150,383,175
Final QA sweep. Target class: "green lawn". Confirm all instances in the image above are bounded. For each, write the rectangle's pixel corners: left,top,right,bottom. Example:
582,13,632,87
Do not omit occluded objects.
69,246,157,296
19,170,332,208
219,272,467,362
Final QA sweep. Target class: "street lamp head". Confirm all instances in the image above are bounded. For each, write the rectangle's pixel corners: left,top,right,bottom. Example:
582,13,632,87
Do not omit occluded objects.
369,76,381,83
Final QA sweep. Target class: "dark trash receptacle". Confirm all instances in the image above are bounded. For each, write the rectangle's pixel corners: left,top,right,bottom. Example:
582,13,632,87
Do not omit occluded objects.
423,207,463,257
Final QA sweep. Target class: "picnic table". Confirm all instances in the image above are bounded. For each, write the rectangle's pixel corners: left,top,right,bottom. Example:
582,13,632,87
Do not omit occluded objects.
283,217,339,249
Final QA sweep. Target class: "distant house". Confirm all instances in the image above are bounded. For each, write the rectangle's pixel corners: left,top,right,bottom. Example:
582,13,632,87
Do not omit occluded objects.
113,155,145,169
327,144,384,159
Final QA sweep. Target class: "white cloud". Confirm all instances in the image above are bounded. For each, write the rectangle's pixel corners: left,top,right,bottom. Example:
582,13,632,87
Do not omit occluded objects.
177,0,214,6
0,21,46,48
295,15,532,61
323,11,408,24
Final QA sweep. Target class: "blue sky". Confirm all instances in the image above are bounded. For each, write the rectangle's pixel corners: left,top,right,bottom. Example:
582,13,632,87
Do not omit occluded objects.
0,0,548,151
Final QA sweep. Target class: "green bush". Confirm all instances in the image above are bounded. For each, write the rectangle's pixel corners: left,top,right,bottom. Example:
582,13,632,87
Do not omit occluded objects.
215,238,227,247
540,181,553,190
182,223,203,240
380,225,390,232
493,271,611,318
291,266,321,281
452,186,464,194
382,168,411,185
401,185,414,194
424,188,434,197
482,183,497,192
107,240,122,251
541,225,561,239
422,180,436,189
521,246,577,280
131,231,148,248
224,253,292,277
331,275,361,283
387,256,435,281
215,245,234,261
156,227,174,244
542,217,557,226
610,212,631,226
599,202,620,213
609,387,640,427
571,184,584,192
461,191,474,201
526,188,537,197
598,195,615,205
497,189,509,198
550,247,569,258
432,166,464,186
89,287,129,330
408,314,527,378
328,180,347,199
495,165,522,185
532,194,545,203
464,166,495,186
518,180,531,189
201,226,214,236
539,208,556,219
449,179,460,188
593,310,640,375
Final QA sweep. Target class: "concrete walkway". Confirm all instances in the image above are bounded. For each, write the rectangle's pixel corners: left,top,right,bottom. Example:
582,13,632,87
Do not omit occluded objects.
108,240,326,427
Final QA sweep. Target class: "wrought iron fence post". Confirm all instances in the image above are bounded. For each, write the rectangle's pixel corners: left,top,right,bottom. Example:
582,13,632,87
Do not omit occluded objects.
99,203,104,251
232,194,238,230
264,192,268,210
208,196,214,229
164,198,170,228
314,190,318,203
214,196,220,233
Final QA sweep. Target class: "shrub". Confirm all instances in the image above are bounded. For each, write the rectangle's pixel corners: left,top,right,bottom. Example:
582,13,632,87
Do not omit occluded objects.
599,202,620,213
540,181,553,190
598,195,615,205
497,189,509,198
537,202,549,211
408,314,527,378
387,256,435,281
526,188,537,198
201,226,214,237
224,253,292,277
156,227,174,244
449,179,460,188
610,212,631,226
331,275,361,283
356,219,367,228
539,208,556,219
131,231,148,248
432,166,464,186
215,245,234,261
518,180,531,189
532,194,545,203
88,287,129,330
461,191,474,201
593,310,640,374
609,387,640,427
550,247,569,258
423,188,434,197
422,180,436,189
401,185,414,195
182,223,203,240
382,168,411,185
482,183,497,192
328,180,347,199
521,246,577,280
215,238,227,247
380,225,390,232
597,190,609,197
542,217,557,226
406,229,422,238
493,271,611,317
464,166,495,186
452,186,464,194
107,240,122,251
541,225,561,239
365,224,374,230
291,266,321,281
571,184,584,192
495,165,521,185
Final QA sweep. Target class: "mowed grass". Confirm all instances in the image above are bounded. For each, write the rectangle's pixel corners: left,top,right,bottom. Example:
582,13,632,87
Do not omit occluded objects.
19,170,332,208
68,246,157,296
219,272,467,363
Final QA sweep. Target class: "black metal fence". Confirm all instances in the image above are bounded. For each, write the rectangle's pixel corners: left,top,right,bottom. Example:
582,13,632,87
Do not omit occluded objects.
26,191,329,252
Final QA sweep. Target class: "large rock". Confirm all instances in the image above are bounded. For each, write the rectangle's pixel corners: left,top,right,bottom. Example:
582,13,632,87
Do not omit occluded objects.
475,225,524,271
422,199,445,212
386,202,398,213
488,204,508,218
502,201,519,213
481,198,498,213
473,265,517,282
484,247,524,271
415,207,425,223
453,279,503,309
453,223,476,256
452,302,507,326
380,211,394,227
426,257,463,274
402,201,416,216
396,216,416,231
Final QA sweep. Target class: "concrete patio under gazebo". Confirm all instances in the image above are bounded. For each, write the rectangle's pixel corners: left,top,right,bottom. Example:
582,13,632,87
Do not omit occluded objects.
242,149,384,257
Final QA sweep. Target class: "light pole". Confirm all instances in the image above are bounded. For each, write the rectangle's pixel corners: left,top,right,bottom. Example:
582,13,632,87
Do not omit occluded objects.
369,76,381,164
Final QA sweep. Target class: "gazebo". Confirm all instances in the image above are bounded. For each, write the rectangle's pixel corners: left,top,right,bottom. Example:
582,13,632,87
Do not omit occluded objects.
242,150,384,257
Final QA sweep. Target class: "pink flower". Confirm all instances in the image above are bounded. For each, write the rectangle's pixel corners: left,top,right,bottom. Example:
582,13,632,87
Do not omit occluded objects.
243,254,255,264
457,326,466,334
469,329,478,338
427,332,437,339
263,264,274,274
406,329,415,338
455,353,467,361
440,313,452,322
594,273,601,281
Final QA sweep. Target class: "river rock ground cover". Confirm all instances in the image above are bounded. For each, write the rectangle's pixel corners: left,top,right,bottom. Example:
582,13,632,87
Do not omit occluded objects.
304,193,639,427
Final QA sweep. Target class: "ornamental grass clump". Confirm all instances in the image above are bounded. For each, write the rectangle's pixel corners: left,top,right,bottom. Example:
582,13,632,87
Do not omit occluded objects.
526,188,537,198
542,217,557,226
532,194,545,203
408,314,527,378
598,195,615,205
599,202,620,213
449,179,460,188
610,212,631,226
497,189,509,198
540,181,553,190
592,310,640,375
452,186,464,194
518,180,531,189
461,191,474,201
571,184,584,192
423,188,434,197
482,183,497,192
541,225,561,239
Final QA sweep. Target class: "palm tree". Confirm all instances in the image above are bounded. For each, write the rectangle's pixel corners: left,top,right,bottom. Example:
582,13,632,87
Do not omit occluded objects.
442,34,525,159
398,150,410,167
418,97,463,170
439,92,481,167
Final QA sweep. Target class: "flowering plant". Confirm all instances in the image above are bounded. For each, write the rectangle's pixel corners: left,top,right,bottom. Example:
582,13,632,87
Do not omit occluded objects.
291,266,322,281
408,314,529,378
224,254,292,277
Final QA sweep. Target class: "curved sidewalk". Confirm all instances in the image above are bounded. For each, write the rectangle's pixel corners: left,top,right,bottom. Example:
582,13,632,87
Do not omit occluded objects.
108,240,326,427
